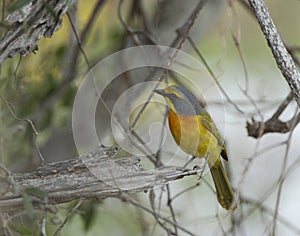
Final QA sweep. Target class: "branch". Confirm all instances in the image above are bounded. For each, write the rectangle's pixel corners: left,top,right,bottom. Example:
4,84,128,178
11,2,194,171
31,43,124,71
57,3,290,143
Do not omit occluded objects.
0,0,77,63
247,114,300,138
246,93,300,138
248,0,300,107
0,146,201,211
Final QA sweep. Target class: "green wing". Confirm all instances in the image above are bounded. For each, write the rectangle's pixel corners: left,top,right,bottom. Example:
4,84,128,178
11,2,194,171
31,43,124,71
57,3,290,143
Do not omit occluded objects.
200,111,228,161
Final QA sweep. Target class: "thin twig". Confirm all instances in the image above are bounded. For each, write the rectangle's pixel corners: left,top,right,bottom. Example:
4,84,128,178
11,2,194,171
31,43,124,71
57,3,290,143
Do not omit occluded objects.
234,153,300,231
270,93,293,120
118,0,144,46
155,106,169,167
166,184,178,235
53,200,83,236
240,196,300,235
0,96,44,165
272,108,299,235
31,0,105,121
0,0,5,36
130,0,208,131
231,33,263,121
170,182,200,202
149,189,174,235
81,0,106,43
66,12,91,70
40,198,48,236
187,36,244,114
121,194,195,236
13,55,22,83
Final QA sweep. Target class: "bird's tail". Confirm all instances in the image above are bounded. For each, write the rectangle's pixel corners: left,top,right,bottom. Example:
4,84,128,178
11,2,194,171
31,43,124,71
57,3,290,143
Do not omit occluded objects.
209,159,236,210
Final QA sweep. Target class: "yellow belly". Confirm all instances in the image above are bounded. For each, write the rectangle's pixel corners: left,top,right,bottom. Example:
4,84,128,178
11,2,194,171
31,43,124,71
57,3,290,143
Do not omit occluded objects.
168,110,220,159
168,110,235,210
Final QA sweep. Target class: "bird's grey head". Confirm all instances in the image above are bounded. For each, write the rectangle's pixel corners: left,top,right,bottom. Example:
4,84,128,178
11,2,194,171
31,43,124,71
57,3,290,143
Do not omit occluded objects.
154,85,204,115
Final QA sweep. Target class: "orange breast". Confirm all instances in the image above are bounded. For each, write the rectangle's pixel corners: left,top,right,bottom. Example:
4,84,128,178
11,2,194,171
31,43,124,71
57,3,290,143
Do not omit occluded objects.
168,109,217,158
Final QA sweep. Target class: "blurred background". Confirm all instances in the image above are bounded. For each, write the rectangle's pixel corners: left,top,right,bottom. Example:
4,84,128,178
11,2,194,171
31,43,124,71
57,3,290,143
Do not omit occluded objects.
0,0,300,235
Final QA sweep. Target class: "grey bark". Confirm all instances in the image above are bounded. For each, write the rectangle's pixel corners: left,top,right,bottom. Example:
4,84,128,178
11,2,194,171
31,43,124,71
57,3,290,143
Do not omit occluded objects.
248,0,300,107
0,0,77,63
0,146,200,211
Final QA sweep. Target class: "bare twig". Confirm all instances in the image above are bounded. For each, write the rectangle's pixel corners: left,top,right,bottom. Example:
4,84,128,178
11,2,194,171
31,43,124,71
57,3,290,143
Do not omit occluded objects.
166,185,178,235
240,196,300,235
13,56,22,83
31,0,106,121
129,0,208,131
155,106,169,167
118,0,145,46
149,190,175,235
0,96,44,165
272,108,299,235
121,194,195,236
187,36,244,114
270,93,294,119
66,12,91,70
53,200,83,236
235,154,300,233
118,0,157,45
40,198,48,236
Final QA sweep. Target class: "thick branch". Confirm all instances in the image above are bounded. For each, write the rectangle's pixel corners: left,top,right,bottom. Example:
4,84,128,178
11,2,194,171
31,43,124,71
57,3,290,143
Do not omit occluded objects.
246,93,299,138
0,0,77,63
0,146,200,210
248,0,300,107
246,114,300,138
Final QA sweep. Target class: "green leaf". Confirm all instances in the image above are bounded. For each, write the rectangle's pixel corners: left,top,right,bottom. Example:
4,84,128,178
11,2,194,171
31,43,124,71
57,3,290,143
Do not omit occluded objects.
25,187,47,198
8,224,32,235
0,21,10,29
79,200,99,231
22,192,35,220
8,0,31,12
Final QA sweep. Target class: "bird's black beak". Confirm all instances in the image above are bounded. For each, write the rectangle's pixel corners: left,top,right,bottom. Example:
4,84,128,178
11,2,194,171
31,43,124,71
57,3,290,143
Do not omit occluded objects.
153,89,166,96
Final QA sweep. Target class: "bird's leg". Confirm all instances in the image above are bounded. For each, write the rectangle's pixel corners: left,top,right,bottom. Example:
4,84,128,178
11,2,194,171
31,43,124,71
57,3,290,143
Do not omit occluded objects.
182,155,196,169
204,152,209,164
198,152,209,180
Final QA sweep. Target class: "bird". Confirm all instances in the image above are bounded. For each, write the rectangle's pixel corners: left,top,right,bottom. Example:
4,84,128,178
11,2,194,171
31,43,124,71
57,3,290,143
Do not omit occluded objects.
154,85,236,210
